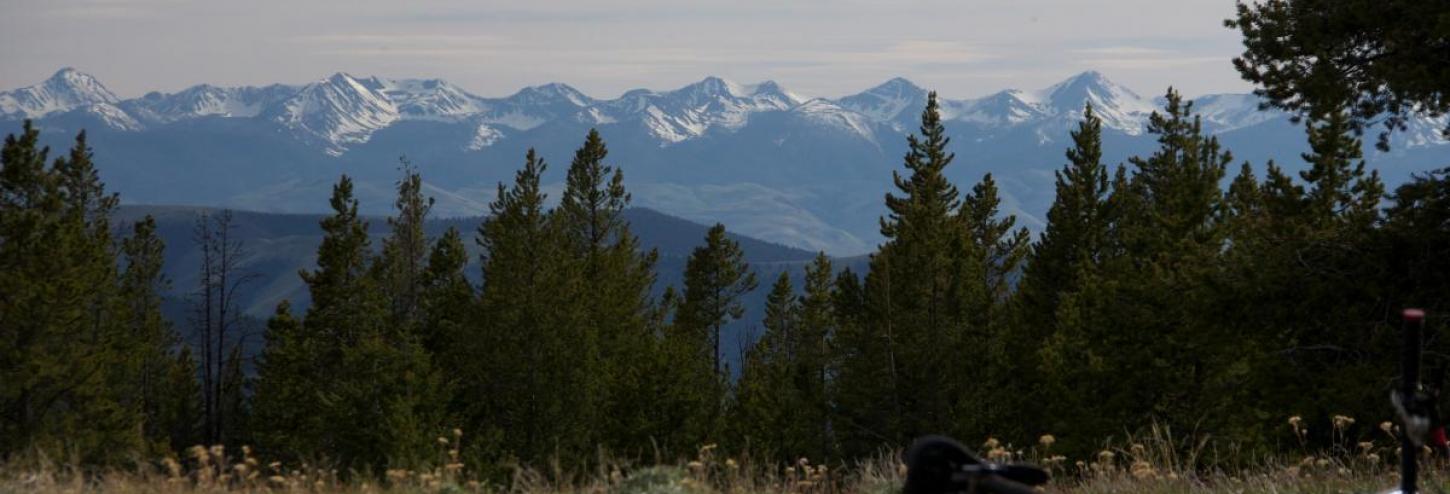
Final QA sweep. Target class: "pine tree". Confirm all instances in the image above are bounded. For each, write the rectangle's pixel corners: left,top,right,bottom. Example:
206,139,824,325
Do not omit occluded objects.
556,129,662,455
376,160,435,330
252,175,445,468
300,176,380,346
1228,0,1450,150
118,215,189,454
733,256,839,461
1385,167,1450,325
794,254,836,460
251,301,320,459
730,272,797,457
1013,104,1112,440
1301,110,1384,228
852,92,975,447
1049,89,1239,451
0,124,140,463
1019,103,1111,323
671,223,758,448
1213,109,1393,449
955,173,1029,438
161,346,203,451
472,149,591,465
827,267,882,457
419,227,474,359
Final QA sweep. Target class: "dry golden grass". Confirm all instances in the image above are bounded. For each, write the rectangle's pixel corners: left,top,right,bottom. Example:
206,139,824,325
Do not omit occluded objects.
5,418,1447,493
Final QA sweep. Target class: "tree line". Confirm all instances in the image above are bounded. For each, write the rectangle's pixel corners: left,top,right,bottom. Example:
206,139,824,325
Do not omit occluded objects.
2,85,1448,473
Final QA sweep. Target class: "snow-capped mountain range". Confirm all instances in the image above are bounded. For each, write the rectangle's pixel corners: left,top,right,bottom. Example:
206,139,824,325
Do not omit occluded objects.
4,68,1447,254
12,67,1394,154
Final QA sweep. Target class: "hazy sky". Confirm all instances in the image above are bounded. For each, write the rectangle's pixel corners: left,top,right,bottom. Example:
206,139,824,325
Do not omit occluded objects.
0,0,1253,100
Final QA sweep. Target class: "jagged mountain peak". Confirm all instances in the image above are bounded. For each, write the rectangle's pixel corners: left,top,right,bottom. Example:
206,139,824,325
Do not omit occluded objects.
1033,70,1155,134
320,72,388,92
1,67,120,119
122,82,300,124
690,75,732,92
264,72,399,155
741,80,806,105
508,82,591,107
834,77,928,126
666,77,801,104
868,77,926,96
955,89,1049,125
1041,70,1146,111
670,76,742,104
47,67,115,98
375,77,486,121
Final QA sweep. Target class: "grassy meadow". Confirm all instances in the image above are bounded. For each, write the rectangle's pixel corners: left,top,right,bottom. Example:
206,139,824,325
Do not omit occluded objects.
5,420,1444,494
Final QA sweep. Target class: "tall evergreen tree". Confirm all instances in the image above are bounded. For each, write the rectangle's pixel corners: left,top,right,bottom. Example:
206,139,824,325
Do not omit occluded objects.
1019,103,1111,321
1045,90,1239,453
1214,109,1392,450
556,129,662,455
851,92,976,448
252,175,445,468
1228,0,1450,150
1013,104,1112,440
251,301,319,459
794,253,837,460
118,215,196,454
828,267,884,457
0,124,139,463
671,223,757,449
955,173,1029,438
376,160,435,330
472,149,591,465
732,256,838,460
419,227,474,359
1301,110,1384,227
730,272,798,457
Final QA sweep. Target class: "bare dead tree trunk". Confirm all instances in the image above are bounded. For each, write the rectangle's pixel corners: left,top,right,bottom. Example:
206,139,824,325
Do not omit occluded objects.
191,212,215,444
191,210,256,445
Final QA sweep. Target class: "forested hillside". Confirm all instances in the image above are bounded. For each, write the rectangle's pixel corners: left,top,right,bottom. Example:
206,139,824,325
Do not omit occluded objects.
5,78,1447,474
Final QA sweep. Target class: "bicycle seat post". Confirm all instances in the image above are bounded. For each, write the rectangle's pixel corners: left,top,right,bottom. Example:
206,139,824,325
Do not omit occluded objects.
1402,308,1426,494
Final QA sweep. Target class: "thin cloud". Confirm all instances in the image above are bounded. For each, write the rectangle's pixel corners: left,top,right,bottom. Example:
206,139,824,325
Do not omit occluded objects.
1071,46,1174,57
40,0,184,19
1080,56,1228,69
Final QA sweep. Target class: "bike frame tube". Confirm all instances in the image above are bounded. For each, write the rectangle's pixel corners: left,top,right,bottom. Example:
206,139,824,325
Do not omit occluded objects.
1403,308,1426,494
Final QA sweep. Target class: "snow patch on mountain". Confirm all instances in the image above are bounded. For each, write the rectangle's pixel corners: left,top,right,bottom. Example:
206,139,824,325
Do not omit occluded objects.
377,78,486,122
76,103,143,131
465,122,504,151
1396,114,1450,148
123,84,298,123
466,83,594,131
1192,93,1276,134
791,99,878,142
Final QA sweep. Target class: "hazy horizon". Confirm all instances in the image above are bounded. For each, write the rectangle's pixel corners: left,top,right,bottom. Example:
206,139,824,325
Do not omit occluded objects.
2,0,1252,100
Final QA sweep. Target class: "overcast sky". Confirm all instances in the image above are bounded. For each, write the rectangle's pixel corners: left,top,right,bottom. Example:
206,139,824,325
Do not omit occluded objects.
0,0,1253,100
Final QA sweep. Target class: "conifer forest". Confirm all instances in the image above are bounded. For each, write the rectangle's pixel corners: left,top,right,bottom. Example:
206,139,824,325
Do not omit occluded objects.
2,1,1449,492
